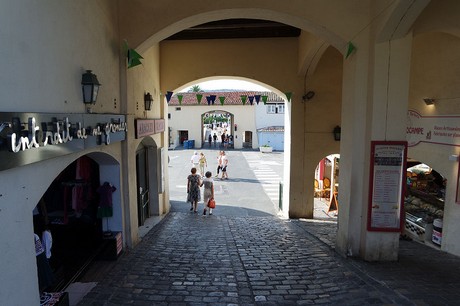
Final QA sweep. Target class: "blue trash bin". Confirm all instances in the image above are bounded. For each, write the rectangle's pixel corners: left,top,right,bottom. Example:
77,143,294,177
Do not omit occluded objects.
183,140,189,149
189,140,195,148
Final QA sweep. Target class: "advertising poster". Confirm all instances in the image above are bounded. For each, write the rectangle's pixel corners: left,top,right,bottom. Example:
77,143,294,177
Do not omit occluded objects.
367,141,407,232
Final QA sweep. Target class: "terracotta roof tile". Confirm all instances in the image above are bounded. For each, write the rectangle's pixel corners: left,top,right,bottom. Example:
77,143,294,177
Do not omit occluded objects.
167,91,283,105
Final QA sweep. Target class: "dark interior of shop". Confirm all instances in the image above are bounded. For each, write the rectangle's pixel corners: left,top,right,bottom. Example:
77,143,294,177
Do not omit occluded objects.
33,156,107,292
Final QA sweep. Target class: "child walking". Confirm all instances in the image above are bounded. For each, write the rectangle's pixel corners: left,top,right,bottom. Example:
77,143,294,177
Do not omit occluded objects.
201,171,215,216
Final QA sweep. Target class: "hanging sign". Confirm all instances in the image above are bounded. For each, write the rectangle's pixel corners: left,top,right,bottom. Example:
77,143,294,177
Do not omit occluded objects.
367,141,407,232
407,109,460,147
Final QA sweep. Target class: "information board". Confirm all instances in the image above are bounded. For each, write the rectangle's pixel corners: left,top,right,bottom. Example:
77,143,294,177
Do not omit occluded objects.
367,141,407,232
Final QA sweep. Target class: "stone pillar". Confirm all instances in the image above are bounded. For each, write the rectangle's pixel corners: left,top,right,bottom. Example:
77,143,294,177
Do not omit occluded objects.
336,31,413,261
286,94,310,219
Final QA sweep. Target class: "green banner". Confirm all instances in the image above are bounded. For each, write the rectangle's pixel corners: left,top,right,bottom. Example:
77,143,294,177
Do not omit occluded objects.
219,96,225,105
346,41,356,59
196,94,203,104
240,95,247,105
261,95,268,105
285,92,292,102
177,94,183,105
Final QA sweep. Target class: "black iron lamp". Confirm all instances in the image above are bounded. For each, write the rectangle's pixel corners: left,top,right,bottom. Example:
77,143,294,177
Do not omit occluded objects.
423,98,435,105
81,70,101,106
302,91,315,102
333,125,341,141
144,92,153,111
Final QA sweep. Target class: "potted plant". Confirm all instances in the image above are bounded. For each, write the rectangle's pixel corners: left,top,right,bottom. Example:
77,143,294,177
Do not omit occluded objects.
259,143,273,153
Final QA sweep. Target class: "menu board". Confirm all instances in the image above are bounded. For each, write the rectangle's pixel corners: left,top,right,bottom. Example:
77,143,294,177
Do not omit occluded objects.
367,141,407,232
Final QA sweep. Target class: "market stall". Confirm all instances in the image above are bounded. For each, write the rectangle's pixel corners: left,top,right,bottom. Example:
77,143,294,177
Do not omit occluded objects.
404,162,445,246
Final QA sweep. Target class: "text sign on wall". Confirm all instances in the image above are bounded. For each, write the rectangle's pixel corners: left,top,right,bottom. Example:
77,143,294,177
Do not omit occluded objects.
367,141,407,232
0,113,127,172
135,119,165,138
407,109,460,147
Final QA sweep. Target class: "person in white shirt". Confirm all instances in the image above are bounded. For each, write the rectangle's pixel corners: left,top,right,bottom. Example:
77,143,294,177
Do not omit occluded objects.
221,151,229,179
190,151,200,169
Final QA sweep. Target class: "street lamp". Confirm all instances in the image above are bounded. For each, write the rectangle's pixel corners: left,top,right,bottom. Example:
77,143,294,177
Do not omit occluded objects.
81,70,101,112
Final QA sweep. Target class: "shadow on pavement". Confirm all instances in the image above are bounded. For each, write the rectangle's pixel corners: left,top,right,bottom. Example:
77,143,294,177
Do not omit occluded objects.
170,200,275,217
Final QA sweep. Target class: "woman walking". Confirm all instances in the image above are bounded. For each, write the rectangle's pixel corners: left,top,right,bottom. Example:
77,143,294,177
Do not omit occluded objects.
199,152,207,176
201,171,215,216
187,167,201,213
215,151,223,178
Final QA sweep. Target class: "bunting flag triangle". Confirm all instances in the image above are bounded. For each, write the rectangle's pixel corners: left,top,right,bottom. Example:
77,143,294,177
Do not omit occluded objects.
285,92,292,102
123,40,144,69
206,96,212,105
248,96,254,105
127,49,143,68
210,95,216,105
261,95,268,105
196,94,203,104
177,94,183,105
346,41,356,59
219,96,225,105
165,91,173,103
240,95,247,105
254,95,261,105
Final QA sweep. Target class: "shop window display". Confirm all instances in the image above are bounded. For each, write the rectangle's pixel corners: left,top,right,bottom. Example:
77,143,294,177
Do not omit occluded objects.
404,161,445,246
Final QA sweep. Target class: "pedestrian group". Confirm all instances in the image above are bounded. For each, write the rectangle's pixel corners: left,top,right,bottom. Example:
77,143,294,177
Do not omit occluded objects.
187,150,229,215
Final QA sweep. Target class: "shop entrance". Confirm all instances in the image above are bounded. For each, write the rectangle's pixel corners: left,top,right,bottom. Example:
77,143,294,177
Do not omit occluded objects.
179,130,189,146
243,131,253,148
136,139,160,226
33,156,104,292
136,146,150,226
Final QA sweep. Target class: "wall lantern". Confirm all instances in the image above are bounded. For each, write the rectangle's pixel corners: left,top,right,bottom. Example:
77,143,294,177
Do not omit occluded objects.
333,125,341,141
302,90,315,102
423,98,435,105
81,70,101,108
144,92,154,111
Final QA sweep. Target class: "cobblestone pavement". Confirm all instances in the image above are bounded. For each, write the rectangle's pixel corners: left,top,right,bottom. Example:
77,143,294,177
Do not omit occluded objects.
78,207,460,305
77,149,460,305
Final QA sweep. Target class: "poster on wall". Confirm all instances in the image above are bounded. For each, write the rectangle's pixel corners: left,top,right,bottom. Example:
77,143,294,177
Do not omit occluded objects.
367,141,407,232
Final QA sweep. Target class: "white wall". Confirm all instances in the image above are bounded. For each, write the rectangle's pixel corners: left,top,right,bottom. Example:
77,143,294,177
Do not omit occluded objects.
0,1,122,304
168,105,257,149
255,103,285,129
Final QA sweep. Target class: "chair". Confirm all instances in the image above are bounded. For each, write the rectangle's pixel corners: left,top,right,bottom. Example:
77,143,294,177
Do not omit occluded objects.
314,179,321,197
323,177,331,199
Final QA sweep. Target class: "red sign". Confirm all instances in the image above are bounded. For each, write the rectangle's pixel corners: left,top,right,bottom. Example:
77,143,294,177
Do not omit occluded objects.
367,141,407,232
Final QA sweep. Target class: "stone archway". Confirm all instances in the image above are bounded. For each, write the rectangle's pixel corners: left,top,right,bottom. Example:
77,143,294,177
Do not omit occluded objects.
202,110,234,149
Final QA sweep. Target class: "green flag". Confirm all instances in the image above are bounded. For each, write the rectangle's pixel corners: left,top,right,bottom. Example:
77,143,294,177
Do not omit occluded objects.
285,92,292,102
240,95,247,105
261,95,268,105
123,40,143,68
346,42,356,59
196,94,203,104
219,96,225,105
177,94,183,105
